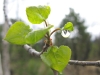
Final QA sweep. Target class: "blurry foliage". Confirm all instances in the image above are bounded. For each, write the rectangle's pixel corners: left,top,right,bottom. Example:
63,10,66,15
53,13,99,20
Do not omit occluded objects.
89,36,100,60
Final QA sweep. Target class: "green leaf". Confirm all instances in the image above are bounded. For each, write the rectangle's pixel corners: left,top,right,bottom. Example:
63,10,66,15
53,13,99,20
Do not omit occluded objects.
63,22,73,31
4,21,32,45
25,25,53,44
26,5,50,24
41,45,71,73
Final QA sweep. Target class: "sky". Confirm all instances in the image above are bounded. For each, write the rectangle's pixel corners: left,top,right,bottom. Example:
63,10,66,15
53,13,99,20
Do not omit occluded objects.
0,0,100,39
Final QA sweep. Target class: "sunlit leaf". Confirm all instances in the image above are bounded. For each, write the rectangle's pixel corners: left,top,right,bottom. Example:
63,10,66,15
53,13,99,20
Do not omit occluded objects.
41,45,71,73
26,5,50,24
4,21,32,45
25,25,53,44
63,22,73,31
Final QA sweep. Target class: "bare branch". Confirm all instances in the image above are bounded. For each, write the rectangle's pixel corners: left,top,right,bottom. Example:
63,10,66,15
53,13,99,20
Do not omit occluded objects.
23,45,100,67
69,60,100,66
24,44,41,57
23,44,50,57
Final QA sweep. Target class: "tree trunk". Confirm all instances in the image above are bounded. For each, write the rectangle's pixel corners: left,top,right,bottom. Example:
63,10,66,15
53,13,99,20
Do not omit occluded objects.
0,54,3,75
2,0,11,75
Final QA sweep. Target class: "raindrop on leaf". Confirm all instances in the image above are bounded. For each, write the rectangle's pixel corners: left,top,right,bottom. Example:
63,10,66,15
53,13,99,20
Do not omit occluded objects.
61,30,70,38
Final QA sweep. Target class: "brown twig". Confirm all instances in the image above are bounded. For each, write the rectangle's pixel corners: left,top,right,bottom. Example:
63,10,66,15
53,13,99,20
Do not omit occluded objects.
52,69,58,75
44,20,48,27
40,43,49,54
44,20,50,38
50,28,60,36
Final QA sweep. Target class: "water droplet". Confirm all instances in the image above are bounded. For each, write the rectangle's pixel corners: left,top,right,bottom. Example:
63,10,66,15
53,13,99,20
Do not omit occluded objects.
61,30,70,38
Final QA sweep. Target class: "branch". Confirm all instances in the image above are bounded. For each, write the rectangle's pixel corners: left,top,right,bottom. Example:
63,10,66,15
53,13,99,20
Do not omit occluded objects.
23,45,100,67
40,43,49,54
23,44,41,57
69,60,100,66
23,43,49,57
52,69,58,75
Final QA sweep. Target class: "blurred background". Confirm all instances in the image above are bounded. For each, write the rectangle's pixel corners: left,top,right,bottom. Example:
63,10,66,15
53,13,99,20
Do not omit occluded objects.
0,0,100,75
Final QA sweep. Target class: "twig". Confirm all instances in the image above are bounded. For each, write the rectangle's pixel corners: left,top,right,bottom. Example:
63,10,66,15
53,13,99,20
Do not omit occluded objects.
24,43,50,56
52,69,58,75
50,28,60,36
23,44,41,57
69,60,100,66
44,20,48,27
23,45,100,67
39,43,49,54
44,20,51,42
23,44,100,67
23,44,50,57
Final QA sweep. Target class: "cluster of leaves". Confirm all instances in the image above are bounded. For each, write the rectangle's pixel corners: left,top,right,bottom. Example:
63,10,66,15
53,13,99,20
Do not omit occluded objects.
4,5,73,74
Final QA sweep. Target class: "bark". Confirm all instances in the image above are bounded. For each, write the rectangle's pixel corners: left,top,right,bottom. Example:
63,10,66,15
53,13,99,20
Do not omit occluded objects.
2,0,11,75
69,60,100,66
0,54,3,75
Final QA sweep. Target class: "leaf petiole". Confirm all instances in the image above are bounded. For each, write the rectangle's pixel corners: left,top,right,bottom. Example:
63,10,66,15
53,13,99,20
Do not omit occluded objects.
44,20,48,27
44,20,52,45
50,28,61,36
